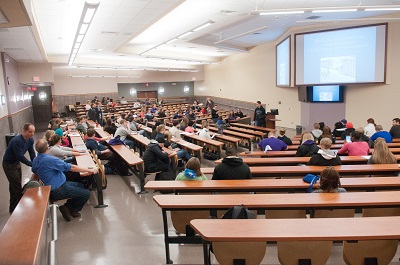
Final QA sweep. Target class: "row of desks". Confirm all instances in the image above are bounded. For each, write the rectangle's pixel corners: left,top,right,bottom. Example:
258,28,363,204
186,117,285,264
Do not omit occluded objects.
240,148,400,157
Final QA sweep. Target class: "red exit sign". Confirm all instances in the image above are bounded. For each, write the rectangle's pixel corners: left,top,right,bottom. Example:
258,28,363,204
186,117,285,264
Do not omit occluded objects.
33,76,40,82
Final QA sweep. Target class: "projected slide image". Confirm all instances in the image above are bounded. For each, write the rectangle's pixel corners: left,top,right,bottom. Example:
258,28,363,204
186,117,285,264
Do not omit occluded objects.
279,64,287,84
319,91,333,101
320,56,356,83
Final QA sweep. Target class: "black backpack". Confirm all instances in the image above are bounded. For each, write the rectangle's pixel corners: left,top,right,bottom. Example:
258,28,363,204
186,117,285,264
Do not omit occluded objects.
222,205,256,219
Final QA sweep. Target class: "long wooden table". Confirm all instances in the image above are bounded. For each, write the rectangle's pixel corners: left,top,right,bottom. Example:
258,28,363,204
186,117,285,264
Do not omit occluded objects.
69,134,107,208
145,177,400,193
230,123,275,133
190,217,400,265
239,148,400,157
0,186,51,265
215,155,400,166
201,164,400,177
153,191,400,264
208,126,254,150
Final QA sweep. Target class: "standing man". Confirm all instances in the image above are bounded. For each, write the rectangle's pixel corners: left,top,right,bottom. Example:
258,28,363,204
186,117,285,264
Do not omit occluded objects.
2,123,36,213
254,101,266,127
96,102,104,126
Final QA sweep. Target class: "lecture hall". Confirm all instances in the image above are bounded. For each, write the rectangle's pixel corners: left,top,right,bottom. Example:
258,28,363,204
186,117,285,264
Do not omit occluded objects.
1,0,400,265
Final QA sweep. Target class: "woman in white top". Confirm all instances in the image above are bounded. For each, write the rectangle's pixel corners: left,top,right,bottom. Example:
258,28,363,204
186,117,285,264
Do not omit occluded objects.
48,134,84,162
198,120,211,139
364,118,376,137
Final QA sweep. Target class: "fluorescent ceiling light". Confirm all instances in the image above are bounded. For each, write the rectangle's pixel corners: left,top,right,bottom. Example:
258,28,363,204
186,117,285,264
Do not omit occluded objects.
76,35,84,43
177,31,193,39
83,8,96,23
312,9,357,13
79,23,89,35
260,10,304,15
165,38,177,45
365,8,400,11
214,26,268,44
74,43,81,49
193,21,213,32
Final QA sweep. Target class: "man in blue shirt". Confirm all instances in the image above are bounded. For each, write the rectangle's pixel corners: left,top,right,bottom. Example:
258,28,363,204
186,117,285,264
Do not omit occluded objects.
32,139,98,222
2,123,36,213
257,131,288,151
370,125,392,143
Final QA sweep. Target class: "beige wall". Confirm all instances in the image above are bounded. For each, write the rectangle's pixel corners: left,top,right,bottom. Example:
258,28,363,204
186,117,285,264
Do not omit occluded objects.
196,21,400,130
18,62,53,83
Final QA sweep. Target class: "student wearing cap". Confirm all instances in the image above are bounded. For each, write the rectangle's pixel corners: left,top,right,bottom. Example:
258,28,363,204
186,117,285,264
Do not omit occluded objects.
254,101,266,127
340,122,356,140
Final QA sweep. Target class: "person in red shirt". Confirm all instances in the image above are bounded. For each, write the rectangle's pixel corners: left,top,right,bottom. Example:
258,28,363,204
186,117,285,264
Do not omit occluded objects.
337,131,370,156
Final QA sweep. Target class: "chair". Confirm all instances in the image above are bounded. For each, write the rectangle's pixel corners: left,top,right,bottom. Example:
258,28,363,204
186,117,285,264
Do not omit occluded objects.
343,240,398,265
362,208,400,217
170,210,211,236
313,209,355,218
278,241,332,265
212,241,266,265
265,209,306,219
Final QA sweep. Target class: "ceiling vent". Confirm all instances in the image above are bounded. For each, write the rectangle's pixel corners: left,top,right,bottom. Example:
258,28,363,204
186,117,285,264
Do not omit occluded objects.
306,15,321,20
219,10,237,15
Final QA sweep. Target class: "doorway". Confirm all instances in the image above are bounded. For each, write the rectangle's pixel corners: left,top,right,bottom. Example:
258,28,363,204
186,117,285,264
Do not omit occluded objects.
31,86,52,123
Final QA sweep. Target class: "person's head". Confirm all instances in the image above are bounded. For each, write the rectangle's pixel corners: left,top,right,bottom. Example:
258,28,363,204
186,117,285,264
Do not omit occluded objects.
164,131,172,141
371,138,397,164
350,131,362,141
181,116,189,126
320,138,332,150
367,118,375,125
279,128,286,136
127,116,134,123
319,122,325,130
319,167,341,192
202,120,209,128
119,119,128,127
185,157,202,176
256,101,261,107
356,127,365,135
44,130,54,141
35,139,49,154
188,120,194,127
392,118,400,125
313,123,320,130
302,132,314,142
156,136,165,147
340,119,347,125
156,125,165,134
76,116,82,123
225,147,238,157
268,131,276,138
91,103,96,108
237,108,241,113
172,120,179,127
87,128,96,137
334,122,343,130
321,126,332,137
49,134,61,147
346,122,354,129
22,123,35,140
218,116,223,121
81,115,87,121
121,113,126,119
375,125,383,132
105,118,112,126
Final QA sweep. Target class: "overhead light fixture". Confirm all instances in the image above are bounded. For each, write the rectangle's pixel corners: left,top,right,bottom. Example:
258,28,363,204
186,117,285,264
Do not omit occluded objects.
158,87,165,94
165,38,177,45
130,88,136,95
216,44,248,53
312,9,357,13
214,26,267,44
39,92,47,100
193,21,213,32
1,95,5,105
365,7,400,11
183,86,190,93
68,2,99,66
177,31,193,39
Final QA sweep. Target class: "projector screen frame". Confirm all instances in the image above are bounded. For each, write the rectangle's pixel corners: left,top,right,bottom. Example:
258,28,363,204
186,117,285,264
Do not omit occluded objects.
294,23,388,86
276,35,291,87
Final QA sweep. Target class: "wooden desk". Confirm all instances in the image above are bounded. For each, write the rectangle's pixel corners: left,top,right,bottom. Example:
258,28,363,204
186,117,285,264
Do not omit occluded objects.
0,186,51,265
239,150,297,157
208,126,254,150
70,135,107,208
200,164,400,176
190,217,400,265
154,191,400,264
231,123,275,133
145,177,400,193
215,155,400,166
181,134,224,159
170,138,203,161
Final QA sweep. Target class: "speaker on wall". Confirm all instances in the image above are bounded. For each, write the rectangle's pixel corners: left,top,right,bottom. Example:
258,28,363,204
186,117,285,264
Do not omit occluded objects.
298,86,307,102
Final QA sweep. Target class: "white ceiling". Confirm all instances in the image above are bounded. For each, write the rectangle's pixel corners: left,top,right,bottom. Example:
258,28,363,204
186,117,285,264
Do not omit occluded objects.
0,0,400,76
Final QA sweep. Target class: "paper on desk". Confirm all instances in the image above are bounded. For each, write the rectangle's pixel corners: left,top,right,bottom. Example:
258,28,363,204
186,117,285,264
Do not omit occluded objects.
362,155,371,159
69,133,80,137
75,146,87,151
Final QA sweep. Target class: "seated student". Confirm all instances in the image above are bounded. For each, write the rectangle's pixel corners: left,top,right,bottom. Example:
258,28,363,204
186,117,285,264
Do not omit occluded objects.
179,116,189,131
311,123,323,139
114,119,135,149
44,129,55,142
32,139,97,222
216,116,225,134
154,124,166,140
187,110,196,121
164,131,192,163
227,110,237,122
370,125,392,143
54,121,70,147
332,121,346,138
120,97,128,105
48,134,84,163
117,113,127,124
48,113,60,129
175,157,207,181
198,120,211,139
211,105,219,123
75,116,87,135
337,131,370,156
133,100,141,108
318,126,335,144
151,121,162,140
199,107,207,115
169,120,183,139
143,137,171,173
257,131,288,151
185,121,195,133
277,128,293,145
364,118,376,138
313,167,346,193
103,118,117,136
308,138,342,166
235,108,244,118
368,138,397,164
340,122,356,140
295,133,319,157
212,147,252,180
127,116,149,138
389,118,400,138
173,111,183,120
356,127,374,148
